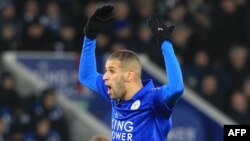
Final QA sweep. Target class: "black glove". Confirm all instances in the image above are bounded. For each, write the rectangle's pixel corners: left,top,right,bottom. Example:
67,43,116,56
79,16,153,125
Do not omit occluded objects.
84,5,114,39
147,14,175,43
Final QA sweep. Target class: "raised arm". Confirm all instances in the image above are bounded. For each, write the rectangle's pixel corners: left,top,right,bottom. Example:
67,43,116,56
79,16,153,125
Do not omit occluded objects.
78,5,114,93
160,40,184,106
147,14,184,107
79,37,99,92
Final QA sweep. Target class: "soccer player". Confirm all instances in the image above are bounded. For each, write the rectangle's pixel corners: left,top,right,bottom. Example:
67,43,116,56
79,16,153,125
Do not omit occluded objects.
79,5,184,141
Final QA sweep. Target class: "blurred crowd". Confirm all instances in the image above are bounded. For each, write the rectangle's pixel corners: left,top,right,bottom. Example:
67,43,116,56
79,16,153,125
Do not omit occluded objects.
0,72,69,141
0,0,250,127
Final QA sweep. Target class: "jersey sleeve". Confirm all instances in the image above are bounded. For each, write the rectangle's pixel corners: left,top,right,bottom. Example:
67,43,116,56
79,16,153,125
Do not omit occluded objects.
78,37,110,102
156,41,184,109
78,37,100,92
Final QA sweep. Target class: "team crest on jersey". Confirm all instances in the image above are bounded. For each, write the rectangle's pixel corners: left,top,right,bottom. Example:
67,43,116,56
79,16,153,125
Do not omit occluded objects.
131,100,140,110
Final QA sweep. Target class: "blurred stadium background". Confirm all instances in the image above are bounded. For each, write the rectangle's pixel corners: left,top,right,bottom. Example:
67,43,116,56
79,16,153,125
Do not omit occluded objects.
0,0,249,141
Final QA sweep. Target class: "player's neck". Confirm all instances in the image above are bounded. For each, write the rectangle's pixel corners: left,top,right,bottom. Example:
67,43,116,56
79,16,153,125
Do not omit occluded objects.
124,80,143,100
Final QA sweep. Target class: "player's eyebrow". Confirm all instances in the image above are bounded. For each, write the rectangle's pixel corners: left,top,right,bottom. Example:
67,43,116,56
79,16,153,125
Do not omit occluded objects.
104,66,117,70
107,65,115,68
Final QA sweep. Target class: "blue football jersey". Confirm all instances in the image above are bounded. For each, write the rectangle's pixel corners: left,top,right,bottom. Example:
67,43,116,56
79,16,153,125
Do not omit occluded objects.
79,37,184,141
96,77,173,141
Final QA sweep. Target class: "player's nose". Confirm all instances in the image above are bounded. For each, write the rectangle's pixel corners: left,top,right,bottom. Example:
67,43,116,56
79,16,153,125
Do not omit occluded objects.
103,72,109,81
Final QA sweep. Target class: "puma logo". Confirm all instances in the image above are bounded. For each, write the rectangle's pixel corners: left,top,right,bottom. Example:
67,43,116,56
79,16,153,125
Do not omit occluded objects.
158,28,163,31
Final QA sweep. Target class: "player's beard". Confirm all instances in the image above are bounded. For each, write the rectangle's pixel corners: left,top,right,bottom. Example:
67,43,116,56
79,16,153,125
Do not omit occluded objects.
110,76,126,100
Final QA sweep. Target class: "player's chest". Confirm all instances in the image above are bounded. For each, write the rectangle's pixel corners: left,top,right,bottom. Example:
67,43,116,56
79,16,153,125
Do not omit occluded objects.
111,100,154,130
111,106,154,141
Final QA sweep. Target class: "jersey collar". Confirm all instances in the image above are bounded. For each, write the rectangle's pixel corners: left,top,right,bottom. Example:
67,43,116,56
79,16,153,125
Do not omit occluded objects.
113,79,154,108
130,79,154,101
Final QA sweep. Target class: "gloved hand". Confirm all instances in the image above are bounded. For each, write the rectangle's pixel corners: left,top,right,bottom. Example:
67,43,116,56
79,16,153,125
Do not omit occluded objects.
84,5,114,39
147,14,175,43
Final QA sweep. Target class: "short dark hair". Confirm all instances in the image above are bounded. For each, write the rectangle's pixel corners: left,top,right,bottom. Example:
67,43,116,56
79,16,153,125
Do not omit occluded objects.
108,50,140,64
108,50,142,77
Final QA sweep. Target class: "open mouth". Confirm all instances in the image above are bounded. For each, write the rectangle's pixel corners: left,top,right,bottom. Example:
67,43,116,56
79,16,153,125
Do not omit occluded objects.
106,85,112,94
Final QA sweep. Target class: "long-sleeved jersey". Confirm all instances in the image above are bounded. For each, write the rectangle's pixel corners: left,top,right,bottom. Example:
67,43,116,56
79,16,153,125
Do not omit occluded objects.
79,37,184,141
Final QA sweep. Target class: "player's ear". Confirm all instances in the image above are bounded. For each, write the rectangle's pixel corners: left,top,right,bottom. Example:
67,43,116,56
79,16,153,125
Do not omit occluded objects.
124,70,133,82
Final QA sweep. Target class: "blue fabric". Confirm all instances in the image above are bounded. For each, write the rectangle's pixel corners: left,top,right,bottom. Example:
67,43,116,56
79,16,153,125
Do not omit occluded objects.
79,37,184,141
78,37,101,92
159,41,184,107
